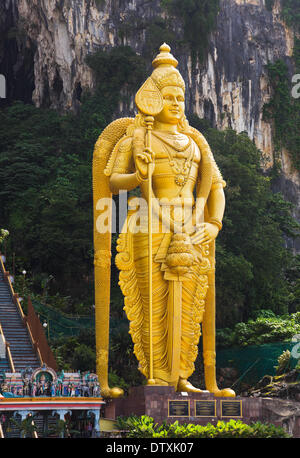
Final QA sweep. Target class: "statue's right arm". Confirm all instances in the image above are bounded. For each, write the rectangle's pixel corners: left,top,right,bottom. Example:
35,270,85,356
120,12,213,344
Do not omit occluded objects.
108,135,140,194
109,127,151,195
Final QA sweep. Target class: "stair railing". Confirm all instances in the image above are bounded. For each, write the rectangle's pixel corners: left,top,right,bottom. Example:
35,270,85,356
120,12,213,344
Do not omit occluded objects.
0,322,15,373
31,419,38,439
26,298,57,371
0,254,43,367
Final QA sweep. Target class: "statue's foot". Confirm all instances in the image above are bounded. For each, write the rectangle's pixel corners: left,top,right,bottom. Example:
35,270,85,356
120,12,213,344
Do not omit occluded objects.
101,386,124,398
177,378,203,393
147,378,168,386
211,388,236,397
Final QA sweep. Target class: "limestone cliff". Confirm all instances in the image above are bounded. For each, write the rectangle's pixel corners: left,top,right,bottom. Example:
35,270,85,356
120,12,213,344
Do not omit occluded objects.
0,0,299,248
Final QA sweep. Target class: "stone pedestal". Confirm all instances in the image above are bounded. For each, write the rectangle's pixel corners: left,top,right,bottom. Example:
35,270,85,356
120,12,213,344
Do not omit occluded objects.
103,386,300,437
105,386,262,426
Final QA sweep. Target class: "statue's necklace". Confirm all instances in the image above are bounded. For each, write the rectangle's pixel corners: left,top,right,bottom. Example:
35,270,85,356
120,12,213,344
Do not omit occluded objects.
152,132,194,186
152,131,191,152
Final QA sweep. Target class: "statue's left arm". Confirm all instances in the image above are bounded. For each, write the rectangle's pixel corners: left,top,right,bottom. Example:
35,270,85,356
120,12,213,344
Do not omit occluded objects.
192,144,235,397
191,150,226,246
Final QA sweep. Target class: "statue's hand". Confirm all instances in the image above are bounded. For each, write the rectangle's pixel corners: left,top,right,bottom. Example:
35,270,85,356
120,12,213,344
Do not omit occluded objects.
190,223,219,246
134,147,155,179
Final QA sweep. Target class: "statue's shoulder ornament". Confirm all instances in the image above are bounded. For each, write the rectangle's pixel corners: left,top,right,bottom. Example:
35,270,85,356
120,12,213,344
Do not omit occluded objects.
188,126,226,189
103,119,135,177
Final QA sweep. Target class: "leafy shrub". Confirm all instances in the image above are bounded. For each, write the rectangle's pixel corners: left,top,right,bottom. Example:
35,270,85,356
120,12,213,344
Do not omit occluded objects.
116,415,290,438
217,312,300,348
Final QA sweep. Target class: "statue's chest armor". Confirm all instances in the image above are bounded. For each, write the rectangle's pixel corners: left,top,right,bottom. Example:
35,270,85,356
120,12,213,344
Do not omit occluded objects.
151,132,200,188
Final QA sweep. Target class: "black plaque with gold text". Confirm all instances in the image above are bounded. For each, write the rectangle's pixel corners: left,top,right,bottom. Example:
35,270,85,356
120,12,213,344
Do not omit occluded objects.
168,400,189,417
195,400,216,417
221,400,242,418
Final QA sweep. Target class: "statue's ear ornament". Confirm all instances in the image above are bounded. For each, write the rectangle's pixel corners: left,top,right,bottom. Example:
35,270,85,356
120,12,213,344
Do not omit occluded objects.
135,77,164,117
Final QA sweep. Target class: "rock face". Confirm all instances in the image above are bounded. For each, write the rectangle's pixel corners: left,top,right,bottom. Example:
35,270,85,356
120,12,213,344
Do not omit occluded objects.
248,370,300,400
0,0,35,103
0,0,299,248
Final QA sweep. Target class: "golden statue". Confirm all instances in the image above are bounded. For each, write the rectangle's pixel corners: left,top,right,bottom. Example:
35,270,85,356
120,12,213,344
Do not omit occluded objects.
93,44,235,398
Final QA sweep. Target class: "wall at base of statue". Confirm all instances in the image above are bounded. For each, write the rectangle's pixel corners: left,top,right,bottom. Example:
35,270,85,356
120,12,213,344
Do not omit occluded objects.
104,385,300,438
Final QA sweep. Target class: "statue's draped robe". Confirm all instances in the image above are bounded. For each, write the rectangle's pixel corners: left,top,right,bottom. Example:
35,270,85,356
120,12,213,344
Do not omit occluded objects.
114,131,225,386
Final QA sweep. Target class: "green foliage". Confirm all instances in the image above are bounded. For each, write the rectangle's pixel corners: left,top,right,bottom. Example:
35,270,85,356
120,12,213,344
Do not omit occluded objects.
0,101,94,300
274,349,291,375
47,419,71,438
161,0,220,63
116,415,290,438
0,45,146,309
10,416,38,438
293,37,300,72
108,371,130,393
263,1,300,172
94,0,105,8
144,17,179,59
216,311,300,348
109,318,144,389
0,229,9,244
85,45,146,113
191,117,299,325
117,1,220,64
263,59,300,171
286,255,300,312
118,14,179,60
71,344,96,372
50,334,95,372
265,0,275,11
280,0,300,31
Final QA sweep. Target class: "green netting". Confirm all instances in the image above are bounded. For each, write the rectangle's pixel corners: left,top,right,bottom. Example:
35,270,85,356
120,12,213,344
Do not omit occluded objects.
32,300,95,338
31,300,299,388
216,341,298,388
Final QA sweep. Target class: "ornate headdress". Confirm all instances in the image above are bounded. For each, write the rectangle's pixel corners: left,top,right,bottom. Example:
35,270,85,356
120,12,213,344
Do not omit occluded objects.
134,43,187,129
150,43,185,92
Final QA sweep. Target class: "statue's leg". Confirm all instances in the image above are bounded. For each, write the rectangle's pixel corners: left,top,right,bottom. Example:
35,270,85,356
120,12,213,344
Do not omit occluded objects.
202,253,235,397
133,233,170,385
176,272,203,393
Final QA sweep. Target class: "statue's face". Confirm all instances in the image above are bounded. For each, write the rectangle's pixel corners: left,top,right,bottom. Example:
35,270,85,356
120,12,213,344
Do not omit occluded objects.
155,86,185,125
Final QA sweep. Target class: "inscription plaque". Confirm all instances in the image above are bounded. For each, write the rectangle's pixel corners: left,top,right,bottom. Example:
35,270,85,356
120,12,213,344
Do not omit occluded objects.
168,400,189,417
221,400,242,418
195,400,216,417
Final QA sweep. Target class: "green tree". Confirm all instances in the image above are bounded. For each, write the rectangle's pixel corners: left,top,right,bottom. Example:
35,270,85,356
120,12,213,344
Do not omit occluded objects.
263,59,300,171
162,0,220,63
0,46,146,308
190,116,299,325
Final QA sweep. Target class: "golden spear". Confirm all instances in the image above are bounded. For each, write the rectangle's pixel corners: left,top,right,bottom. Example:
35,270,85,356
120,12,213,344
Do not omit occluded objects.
135,77,163,383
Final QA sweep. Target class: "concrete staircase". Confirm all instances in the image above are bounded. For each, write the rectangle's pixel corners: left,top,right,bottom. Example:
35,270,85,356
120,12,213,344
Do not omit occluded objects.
32,414,59,438
0,357,10,373
0,268,40,372
32,414,44,437
5,420,21,438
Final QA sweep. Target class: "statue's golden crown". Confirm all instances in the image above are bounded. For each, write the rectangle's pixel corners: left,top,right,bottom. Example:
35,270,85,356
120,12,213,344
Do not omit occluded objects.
151,43,185,92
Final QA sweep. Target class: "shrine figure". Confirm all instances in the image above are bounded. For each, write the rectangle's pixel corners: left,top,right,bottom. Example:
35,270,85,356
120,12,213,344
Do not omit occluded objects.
32,382,37,397
23,379,29,396
51,382,56,397
93,44,235,398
